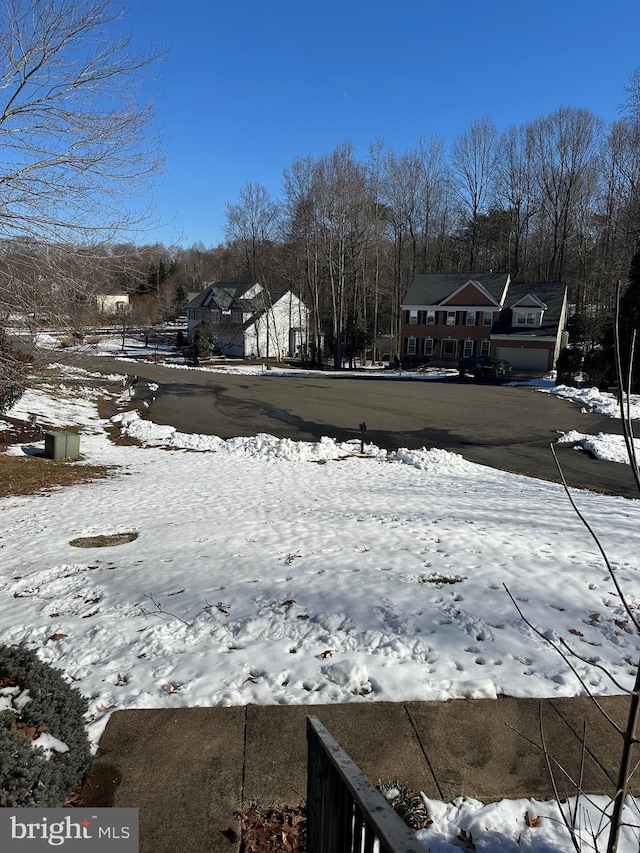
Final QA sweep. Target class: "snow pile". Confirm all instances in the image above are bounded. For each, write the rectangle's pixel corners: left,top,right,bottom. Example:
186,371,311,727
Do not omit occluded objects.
558,430,640,465
113,409,384,460
416,794,640,852
548,385,640,420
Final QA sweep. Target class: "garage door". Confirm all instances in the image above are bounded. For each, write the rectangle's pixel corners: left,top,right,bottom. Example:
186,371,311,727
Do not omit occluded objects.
495,347,549,371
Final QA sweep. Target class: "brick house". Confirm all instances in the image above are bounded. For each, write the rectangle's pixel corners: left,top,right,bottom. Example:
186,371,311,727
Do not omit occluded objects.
400,273,568,372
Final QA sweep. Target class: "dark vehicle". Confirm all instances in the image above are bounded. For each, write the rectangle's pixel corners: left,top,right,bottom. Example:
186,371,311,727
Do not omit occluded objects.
457,355,512,379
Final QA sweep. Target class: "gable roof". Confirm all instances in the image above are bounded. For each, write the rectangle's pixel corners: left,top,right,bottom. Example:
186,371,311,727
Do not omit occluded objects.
403,273,510,307
510,293,548,310
492,281,567,338
185,282,266,312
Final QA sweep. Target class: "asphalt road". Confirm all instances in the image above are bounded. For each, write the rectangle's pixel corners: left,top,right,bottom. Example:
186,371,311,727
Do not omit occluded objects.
69,355,639,500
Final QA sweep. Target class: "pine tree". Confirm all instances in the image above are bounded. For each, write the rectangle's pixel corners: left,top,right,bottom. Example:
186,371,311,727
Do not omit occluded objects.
619,246,640,390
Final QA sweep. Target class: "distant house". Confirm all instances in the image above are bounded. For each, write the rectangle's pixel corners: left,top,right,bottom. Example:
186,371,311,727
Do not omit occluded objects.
184,282,309,359
400,273,568,371
96,292,130,315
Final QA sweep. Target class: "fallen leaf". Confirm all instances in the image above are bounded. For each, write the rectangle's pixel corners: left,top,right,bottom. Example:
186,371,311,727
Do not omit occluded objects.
568,628,583,637
48,633,68,641
525,811,541,827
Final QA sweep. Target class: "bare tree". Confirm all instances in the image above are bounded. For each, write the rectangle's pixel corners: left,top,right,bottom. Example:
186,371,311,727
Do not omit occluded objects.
507,282,640,853
0,0,163,411
450,117,498,271
0,0,162,243
494,124,539,278
528,107,603,283
224,181,279,284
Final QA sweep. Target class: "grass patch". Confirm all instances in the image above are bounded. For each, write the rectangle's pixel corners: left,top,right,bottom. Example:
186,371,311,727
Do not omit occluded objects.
0,415,114,498
0,455,113,499
69,531,138,548
95,397,143,447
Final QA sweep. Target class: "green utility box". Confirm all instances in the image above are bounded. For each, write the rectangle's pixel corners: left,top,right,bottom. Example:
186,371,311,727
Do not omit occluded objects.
44,431,80,460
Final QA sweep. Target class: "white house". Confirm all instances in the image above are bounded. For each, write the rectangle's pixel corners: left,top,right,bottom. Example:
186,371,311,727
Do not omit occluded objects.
184,282,309,359
96,292,130,314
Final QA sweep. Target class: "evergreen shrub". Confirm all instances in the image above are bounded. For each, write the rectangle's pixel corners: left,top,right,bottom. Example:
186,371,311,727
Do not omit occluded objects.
0,644,91,807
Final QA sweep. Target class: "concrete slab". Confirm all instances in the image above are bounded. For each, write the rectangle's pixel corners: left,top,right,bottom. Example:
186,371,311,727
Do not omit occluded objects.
88,696,639,852
243,702,440,806
90,708,245,853
406,695,634,802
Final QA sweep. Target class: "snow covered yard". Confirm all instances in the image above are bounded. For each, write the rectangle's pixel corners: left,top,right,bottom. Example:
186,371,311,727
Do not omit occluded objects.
2,367,640,851
1,368,639,745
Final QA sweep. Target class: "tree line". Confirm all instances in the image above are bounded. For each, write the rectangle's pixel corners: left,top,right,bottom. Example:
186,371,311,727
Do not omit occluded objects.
2,1,640,394
71,86,639,369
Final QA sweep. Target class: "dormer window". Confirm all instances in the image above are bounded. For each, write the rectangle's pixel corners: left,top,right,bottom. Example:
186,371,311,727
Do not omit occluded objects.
514,310,540,327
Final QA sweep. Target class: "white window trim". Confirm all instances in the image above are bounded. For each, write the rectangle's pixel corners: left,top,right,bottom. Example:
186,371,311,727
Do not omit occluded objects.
483,311,493,326
423,337,434,356
446,311,456,326
406,336,417,355
426,310,435,324
463,339,474,358
466,311,476,326
408,310,418,325
480,340,490,356
514,310,541,327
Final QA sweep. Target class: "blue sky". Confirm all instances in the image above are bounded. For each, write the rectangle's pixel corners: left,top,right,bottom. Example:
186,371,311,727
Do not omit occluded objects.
123,0,640,248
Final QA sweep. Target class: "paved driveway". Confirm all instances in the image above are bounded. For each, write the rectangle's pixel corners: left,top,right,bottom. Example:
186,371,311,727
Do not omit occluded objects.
70,356,638,499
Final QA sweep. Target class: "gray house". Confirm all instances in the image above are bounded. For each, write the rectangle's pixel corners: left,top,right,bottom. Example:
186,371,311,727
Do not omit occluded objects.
184,282,309,359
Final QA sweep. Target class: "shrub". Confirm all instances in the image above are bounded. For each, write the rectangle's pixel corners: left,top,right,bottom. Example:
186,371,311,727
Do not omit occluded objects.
555,346,583,386
0,331,27,415
0,644,91,807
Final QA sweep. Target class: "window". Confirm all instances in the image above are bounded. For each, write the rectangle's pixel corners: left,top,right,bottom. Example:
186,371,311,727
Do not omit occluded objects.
423,337,434,357
406,336,417,355
466,311,476,326
483,311,493,326
446,311,456,326
426,310,435,325
463,339,474,358
480,340,490,356
515,311,539,326
408,310,418,325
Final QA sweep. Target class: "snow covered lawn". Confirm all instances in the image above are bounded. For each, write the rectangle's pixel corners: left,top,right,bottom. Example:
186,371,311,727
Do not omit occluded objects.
2,367,640,850
2,369,638,748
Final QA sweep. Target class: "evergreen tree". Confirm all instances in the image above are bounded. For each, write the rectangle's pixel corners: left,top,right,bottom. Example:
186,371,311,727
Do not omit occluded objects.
193,324,210,363
619,246,640,390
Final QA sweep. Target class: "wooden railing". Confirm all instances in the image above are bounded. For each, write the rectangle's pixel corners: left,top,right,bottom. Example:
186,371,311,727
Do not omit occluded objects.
306,716,422,853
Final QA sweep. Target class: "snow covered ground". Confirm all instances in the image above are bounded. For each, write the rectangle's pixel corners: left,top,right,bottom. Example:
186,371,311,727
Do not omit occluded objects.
2,356,640,850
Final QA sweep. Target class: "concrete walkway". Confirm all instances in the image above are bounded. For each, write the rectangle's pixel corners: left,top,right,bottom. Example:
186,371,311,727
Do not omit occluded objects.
88,696,636,852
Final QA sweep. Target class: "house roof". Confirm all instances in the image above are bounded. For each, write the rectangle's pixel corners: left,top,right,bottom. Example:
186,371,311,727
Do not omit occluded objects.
402,273,510,307
185,282,265,312
492,281,567,338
